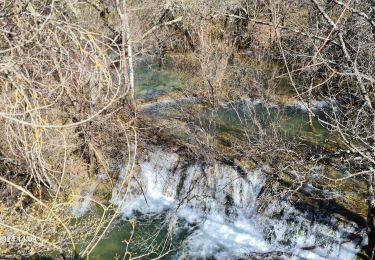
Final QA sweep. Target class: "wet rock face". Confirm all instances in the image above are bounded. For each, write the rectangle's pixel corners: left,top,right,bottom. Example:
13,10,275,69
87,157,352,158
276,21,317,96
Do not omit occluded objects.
111,147,364,259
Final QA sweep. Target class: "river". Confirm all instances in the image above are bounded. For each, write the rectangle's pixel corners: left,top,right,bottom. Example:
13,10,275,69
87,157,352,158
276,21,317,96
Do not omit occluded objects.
68,61,365,259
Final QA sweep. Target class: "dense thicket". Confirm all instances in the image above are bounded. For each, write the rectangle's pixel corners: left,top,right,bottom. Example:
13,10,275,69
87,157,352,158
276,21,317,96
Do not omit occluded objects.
0,0,374,258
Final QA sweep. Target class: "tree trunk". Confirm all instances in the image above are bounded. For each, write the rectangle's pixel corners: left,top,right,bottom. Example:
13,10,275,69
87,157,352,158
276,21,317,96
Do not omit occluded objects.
117,0,135,106
124,9,135,102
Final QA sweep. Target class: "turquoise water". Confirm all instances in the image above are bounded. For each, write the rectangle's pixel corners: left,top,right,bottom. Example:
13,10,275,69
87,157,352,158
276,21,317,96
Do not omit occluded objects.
194,101,332,147
134,60,329,147
133,61,331,146
90,213,194,260
135,62,185,98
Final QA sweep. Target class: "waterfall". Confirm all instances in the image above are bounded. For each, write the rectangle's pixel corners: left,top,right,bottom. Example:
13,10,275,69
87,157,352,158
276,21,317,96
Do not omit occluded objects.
72,173,106,217
110,147,363,259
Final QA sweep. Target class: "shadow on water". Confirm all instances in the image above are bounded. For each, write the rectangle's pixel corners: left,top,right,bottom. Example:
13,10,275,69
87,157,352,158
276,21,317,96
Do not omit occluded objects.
88,212,195,260
195,100,334,148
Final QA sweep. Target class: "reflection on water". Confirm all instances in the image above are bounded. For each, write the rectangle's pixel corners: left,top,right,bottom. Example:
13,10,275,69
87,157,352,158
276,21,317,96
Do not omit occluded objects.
91,213,190,260
135,61,184,98
195,100,333,147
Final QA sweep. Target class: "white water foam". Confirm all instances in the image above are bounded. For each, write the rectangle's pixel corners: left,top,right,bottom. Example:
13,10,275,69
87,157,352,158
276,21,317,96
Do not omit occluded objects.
111,148,361,259
72,174,106,217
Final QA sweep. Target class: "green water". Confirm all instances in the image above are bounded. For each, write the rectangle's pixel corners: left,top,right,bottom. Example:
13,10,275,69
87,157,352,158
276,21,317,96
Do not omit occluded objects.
196,102,332,147
90,213,193,260
133,61,331,147
135,62,185,98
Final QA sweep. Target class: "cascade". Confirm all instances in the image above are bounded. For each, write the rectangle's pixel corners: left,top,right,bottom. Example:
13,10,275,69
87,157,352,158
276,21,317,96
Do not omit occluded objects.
108,147,363,259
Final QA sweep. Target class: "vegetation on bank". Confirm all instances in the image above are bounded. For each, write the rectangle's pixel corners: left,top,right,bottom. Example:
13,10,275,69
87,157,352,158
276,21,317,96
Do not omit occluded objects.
0,0,374,259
